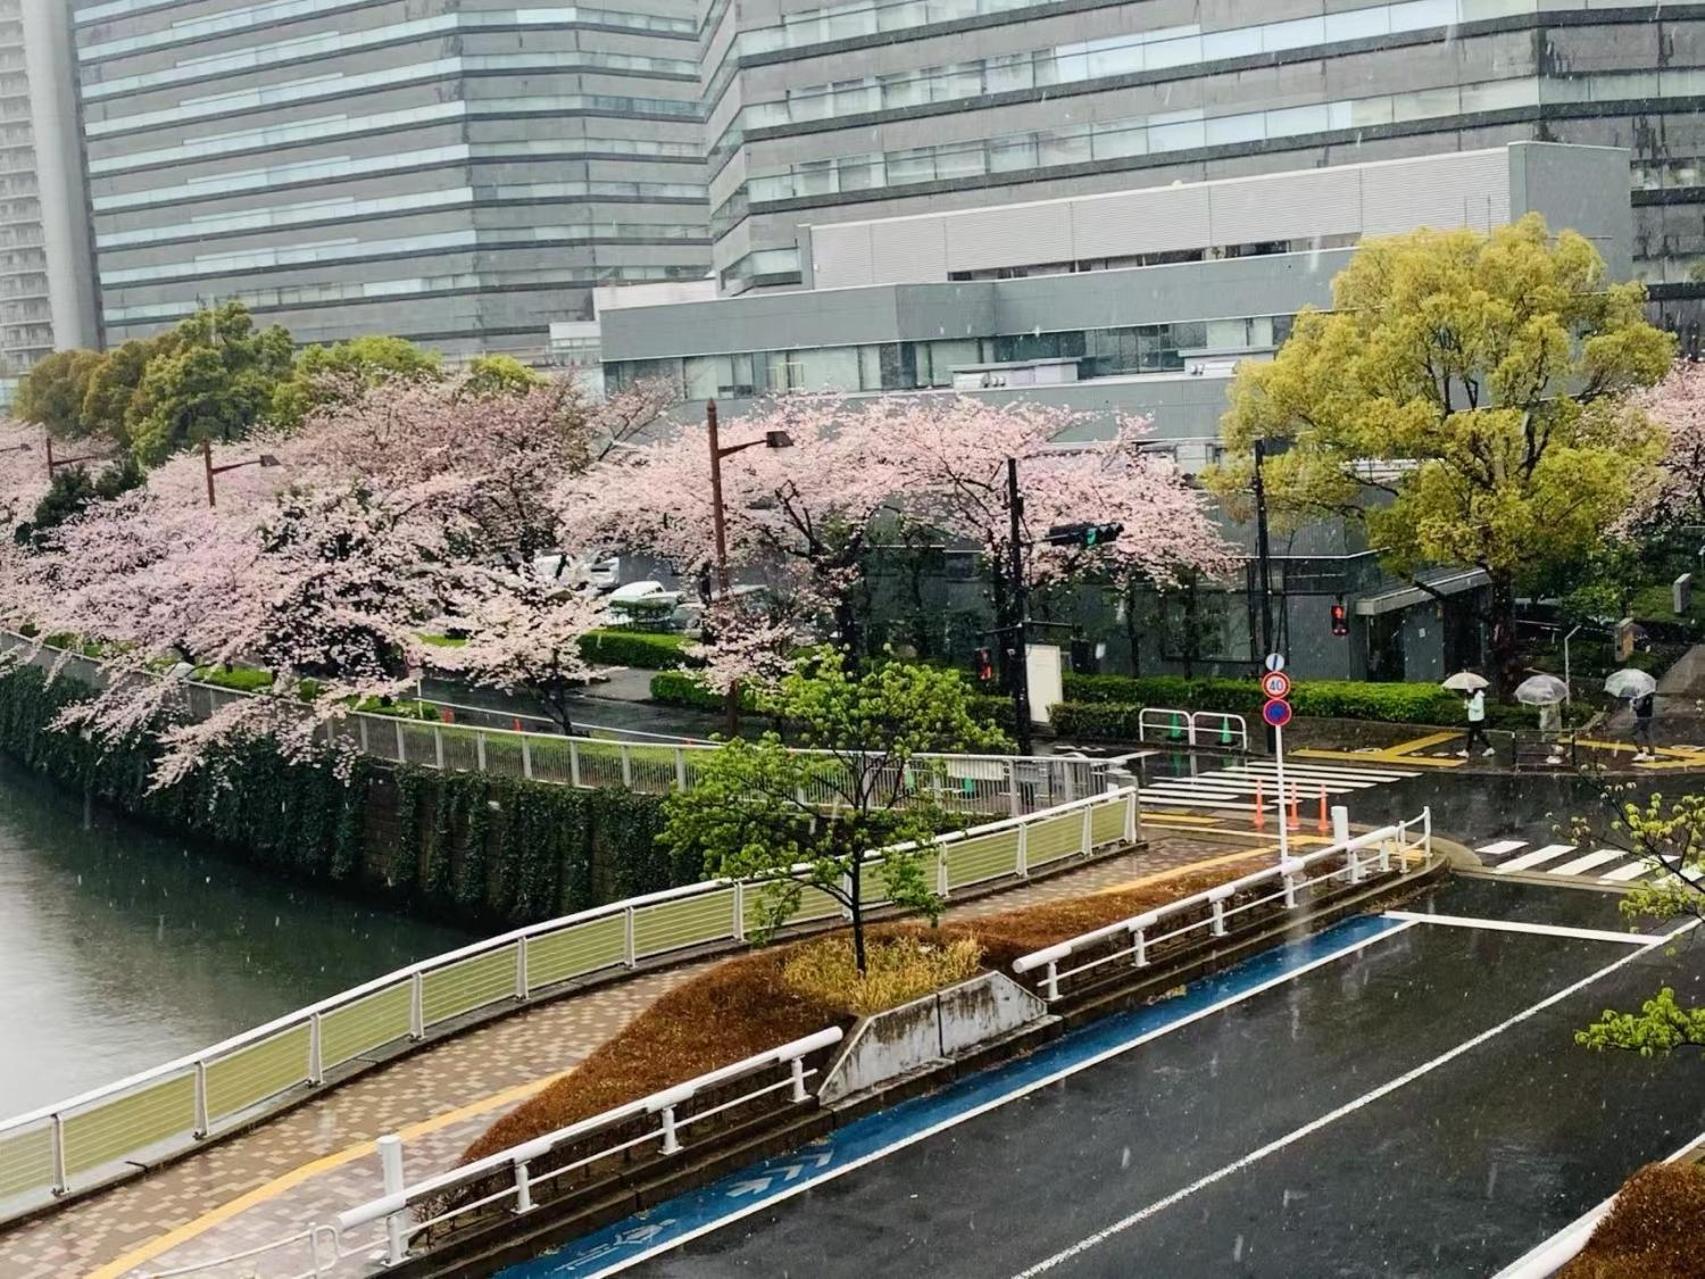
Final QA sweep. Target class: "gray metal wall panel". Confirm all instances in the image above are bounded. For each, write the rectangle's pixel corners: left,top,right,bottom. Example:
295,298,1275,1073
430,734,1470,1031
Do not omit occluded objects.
1207,166,1362,247
812,223,874,290
868,216,948,283
1359,148,1511,235
1068,184,1213,259
944,202,1075,273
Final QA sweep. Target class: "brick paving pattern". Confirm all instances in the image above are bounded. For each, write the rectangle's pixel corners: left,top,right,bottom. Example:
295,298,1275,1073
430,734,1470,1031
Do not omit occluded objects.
0,831,1262,1279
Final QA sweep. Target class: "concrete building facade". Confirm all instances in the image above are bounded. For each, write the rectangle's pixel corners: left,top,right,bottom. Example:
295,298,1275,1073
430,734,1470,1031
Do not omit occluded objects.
71,0,714,356
699,0,1705,345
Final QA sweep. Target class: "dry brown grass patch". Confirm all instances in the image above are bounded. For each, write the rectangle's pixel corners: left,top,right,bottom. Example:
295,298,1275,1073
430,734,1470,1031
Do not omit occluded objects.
783,934,984,1017
464,853,1269,1165
1561,1161,1705,1279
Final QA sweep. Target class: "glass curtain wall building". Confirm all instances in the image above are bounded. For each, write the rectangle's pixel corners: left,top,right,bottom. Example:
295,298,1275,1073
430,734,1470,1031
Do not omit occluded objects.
702,0,1705,341
73,0,712,355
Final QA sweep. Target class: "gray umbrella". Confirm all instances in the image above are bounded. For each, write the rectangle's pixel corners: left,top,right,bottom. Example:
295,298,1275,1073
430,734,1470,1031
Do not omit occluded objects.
1514,674,1570,706
1604,668,1657,700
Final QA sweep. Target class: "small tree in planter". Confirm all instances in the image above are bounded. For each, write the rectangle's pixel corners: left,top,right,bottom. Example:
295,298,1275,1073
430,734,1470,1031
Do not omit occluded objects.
658,654,1007,972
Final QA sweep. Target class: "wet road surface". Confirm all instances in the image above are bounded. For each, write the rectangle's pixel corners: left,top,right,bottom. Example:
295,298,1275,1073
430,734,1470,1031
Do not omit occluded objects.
505,877,1705,1279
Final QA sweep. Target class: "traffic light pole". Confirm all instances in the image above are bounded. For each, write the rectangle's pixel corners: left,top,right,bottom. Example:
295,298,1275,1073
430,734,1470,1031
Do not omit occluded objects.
1007,456,1034,756
1252,438,1277,672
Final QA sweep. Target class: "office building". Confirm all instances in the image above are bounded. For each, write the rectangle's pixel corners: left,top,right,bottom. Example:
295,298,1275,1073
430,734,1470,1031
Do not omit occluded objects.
700,0,1704,343
71,0,713,356
0,0,98,403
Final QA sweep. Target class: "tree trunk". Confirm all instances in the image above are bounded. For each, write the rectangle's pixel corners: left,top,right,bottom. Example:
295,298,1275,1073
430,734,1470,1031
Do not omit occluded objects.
1124,581,1142,677
849,858,867,974
1489,572,1520,696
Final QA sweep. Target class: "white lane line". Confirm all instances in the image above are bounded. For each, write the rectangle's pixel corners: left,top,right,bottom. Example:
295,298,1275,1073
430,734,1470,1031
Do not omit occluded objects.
1139,794,1256,812
1476,839,1527,856
1600,859,1658,884
1234,762,1416,782
1206,773,1374,793
586,922,1417,1279
1148,775,1360,796
1548,850,1628,877
1011,920,1699,1279
1495,844,1577,873
1382,910,1666,946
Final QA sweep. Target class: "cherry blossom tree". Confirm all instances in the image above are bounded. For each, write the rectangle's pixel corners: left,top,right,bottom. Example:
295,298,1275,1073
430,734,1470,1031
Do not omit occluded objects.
1631,358,1705,532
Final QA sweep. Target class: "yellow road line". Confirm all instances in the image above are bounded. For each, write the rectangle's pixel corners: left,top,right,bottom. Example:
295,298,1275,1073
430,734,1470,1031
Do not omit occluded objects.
1293,747,1464,769
1382,730,1462,757
1141,813,1222,827
1576,737,1705,762
1145,821,1332,846
85,1070,568,1279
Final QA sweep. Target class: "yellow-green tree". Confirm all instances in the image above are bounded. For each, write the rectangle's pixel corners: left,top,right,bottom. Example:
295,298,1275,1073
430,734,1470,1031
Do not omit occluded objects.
14,349,105,438
1213,214,1674,688
270,334,443,428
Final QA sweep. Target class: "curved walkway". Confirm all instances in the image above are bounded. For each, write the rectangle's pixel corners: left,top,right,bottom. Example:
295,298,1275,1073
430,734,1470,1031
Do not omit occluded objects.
0,830,1282,1279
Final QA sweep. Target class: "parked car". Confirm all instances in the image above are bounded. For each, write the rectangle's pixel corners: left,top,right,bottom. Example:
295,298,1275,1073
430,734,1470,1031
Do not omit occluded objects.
607,580,684,628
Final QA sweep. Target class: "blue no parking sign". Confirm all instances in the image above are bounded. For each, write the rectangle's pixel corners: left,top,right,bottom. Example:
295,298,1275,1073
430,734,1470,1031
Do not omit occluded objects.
1262,698,1292,728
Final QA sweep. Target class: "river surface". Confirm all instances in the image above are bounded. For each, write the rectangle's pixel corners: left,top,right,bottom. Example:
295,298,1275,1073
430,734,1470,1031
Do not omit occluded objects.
0,756,469,1117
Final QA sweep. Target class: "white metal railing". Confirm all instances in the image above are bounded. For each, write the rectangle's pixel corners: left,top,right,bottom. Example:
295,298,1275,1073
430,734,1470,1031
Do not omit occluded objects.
1135,707,1250,752
335,1027,843,1268
0,786,1137,1221
0,631,1104,817
1012,809,1431,1001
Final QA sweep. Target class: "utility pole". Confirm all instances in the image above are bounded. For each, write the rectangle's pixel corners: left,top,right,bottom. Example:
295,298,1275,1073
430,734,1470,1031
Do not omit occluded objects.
1252,438,1277,671
1007,456,1033,756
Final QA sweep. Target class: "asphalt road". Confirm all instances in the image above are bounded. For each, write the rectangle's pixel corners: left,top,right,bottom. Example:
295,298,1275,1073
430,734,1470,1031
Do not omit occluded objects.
505,878,1705,1279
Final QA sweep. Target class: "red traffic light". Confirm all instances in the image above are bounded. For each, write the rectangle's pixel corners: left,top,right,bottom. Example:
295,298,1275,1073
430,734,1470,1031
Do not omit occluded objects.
973,648,995,683
1330,600,1349,637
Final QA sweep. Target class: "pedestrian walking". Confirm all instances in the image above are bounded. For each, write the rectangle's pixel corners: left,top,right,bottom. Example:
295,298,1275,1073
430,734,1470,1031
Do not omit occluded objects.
1459,687,1493,758
1632,690,1656,761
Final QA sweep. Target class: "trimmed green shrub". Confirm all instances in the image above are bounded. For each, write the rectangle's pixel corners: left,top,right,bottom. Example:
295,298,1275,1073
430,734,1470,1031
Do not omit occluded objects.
578,628,699,670
1061,672,1468,725
191,664,276,692
649,669,762,712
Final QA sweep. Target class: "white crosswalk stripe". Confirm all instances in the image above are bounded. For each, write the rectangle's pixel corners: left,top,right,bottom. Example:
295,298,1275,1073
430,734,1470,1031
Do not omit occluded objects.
1474,838,1676,886
1494,844,1578,873
1139,758,1413,814
1548,849,1627,877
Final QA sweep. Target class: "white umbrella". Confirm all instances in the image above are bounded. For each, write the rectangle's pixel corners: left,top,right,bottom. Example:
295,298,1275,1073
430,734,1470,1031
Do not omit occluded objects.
1514,674,1570,706
1441,671,1489,692
1604,668,1658,700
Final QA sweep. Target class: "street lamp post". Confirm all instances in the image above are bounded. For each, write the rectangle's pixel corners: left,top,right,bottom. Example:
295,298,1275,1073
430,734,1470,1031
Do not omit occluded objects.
201,437,280,508
702,399,792,730
1006,456,1034,757
43,435,108,478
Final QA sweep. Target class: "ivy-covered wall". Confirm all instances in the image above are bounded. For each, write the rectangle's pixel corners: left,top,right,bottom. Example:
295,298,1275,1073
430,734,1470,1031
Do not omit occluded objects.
0,665,692,928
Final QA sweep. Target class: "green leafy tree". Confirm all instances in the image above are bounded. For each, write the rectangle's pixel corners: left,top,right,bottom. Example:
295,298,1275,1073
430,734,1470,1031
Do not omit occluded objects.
14,455,143,546
126,303,295,463
1213,214,1674,690
81,335,173,448
1573,788,1705,1054
270,335,442,428
459,354,543,399
658,655,1008,972
15,350,105,438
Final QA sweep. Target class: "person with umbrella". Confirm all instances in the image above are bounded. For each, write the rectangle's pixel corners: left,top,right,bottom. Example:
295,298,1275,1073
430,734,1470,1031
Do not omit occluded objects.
1605,668,1659,762
1444,671,1493,757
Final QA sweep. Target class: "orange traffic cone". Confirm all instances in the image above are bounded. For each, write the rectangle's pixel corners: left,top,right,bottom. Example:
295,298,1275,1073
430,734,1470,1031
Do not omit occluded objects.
513,717,524,732
1317,784,1329,835
1286,783,1301,831
1253,778,1265,830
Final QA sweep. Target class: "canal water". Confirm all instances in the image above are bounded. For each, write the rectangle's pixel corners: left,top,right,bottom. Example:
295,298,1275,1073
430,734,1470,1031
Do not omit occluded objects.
0,756,469,1117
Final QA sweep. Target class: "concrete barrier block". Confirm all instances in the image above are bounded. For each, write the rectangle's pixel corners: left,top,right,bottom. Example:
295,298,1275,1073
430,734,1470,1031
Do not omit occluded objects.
938,972,1046,1057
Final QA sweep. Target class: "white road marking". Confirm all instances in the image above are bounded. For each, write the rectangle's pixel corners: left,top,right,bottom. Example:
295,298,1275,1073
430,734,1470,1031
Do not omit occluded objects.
583,923,1417,1279
1475,839,1527,856
1599,859,1659,884
1234,761,1417,782
1548,850,1628,877
1214,769,1387,791
1495,844,1577,873
1149,774,1362,795
1382,910,1665,946
1011,920,1699,1278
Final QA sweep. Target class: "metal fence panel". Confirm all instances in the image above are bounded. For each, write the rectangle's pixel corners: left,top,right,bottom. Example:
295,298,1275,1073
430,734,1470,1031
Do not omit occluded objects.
743,881,842,934
525,915,627,988
439,729,481,774
62,1072,197,1176
319,983,413,1070
0,1123,54,1200
1023,811,1085,869
526,737,576,785
633,889,736,959
205,1025,311,1123
422,946,520,1026
946,828,1023,889
574,743,627,790
1091,797,1128,847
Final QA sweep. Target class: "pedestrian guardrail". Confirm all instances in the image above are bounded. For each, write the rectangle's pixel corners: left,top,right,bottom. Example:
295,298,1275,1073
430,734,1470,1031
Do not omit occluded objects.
1012,810,1431,1001
1135,707,1249,752
0,631,1106,817
333,1027,844,1269
0,787,1138,1222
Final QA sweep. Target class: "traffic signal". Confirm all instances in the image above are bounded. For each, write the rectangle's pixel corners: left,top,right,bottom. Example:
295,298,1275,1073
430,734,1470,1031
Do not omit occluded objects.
973,647,995,683
1045,521,1125,548
1330,599,1349,637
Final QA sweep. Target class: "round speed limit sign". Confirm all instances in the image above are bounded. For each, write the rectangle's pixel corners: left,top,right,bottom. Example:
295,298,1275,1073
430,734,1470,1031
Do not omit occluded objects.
1260,671,1292,700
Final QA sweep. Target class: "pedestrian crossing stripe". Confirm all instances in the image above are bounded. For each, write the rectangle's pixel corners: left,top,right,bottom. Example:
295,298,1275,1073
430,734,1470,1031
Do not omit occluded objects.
1474,838,1686,886
1234,761,1419,781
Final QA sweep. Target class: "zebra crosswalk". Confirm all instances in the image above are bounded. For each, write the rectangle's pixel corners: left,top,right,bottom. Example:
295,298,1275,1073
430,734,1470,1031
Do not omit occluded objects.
1474,837,1705,887
1139,758,1418,814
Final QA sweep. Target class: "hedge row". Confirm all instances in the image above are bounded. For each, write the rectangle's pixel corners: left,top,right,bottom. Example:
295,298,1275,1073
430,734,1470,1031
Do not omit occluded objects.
650,669,1016,735
0,664,687,928
578,628,698,670
1056,672,1532,727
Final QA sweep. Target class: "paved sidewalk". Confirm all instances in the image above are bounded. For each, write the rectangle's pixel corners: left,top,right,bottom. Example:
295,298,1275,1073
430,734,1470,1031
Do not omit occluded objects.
0,834,1258,1279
